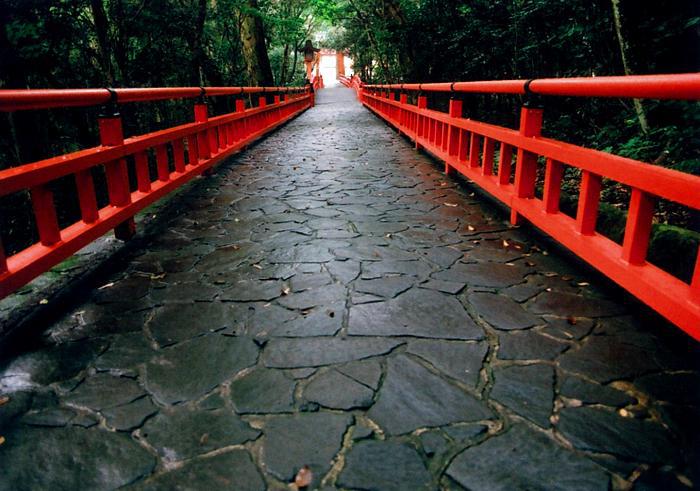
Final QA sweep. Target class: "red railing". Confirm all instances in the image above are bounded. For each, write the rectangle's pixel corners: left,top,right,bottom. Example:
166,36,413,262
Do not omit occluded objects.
0,85,313,298
312,74,324,91
339,75,363,97
359,74,700,339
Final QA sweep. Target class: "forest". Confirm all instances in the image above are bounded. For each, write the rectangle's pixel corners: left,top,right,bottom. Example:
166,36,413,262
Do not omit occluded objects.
1,0,699,278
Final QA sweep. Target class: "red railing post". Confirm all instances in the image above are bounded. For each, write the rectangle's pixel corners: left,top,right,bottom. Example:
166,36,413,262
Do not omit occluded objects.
621,189,655,264
258,95,267,132
416,95,428,150
399,93,408,129
194,102,210,162
511,105,543,224
576,171,603,235
75,168,99,224
693,252,700,298
236,99,247,140
446,98,463,175
543,158,564,213
30,184,61,245
98,113,135,240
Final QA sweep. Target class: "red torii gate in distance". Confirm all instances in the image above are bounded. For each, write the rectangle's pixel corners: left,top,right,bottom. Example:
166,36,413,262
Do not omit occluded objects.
316,49,352,82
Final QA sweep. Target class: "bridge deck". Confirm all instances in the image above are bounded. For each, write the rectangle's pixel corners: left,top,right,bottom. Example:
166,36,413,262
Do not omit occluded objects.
0,86,698,490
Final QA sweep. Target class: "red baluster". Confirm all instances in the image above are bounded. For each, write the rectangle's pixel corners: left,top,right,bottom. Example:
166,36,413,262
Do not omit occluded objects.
236,99,246,140
155,144,169,182
621,188,655,264
482,138,495,176
194,102,210,161
75,169,99,223
30,184,61,246
134,151,151,191
498,144,513,185
542,158,564,213
511,106,543,224
416,95,427,150
576,171,602,235
173,139,186,173
98,114,135,240
446,99,463,175
468,133,481,168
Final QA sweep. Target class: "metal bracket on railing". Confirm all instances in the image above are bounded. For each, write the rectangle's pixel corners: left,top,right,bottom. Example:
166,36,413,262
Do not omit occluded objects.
450,82,457,100
523,79,543,108
197,86,207,104
99,87,120,118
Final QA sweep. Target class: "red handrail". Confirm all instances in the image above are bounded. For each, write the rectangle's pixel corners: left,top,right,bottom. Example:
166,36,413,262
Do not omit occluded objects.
0,85,312,297
364,73,700,99
359,73,700,339
0,86,309,111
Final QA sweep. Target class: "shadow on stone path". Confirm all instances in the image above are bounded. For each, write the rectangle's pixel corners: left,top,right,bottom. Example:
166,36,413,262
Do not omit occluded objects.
1,86,699,490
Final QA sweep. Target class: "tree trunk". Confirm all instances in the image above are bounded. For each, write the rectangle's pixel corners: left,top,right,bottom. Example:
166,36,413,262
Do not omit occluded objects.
90,0,116,86
279,43,289,85
190,0,208,85
611,0,649,133
240,0,274,86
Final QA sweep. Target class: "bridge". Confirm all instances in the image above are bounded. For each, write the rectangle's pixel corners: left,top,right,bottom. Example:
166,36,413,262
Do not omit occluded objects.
0,76,699,489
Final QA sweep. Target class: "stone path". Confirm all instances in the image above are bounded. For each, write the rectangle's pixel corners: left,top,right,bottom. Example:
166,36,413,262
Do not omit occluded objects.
1,86,699,490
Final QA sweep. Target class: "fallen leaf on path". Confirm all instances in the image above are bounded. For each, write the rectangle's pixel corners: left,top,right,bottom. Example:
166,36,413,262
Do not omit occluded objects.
444,202,458,207
98,282,114,290
467,225,475,231
0,396,9,406
294,465,313,488
39,299,48,305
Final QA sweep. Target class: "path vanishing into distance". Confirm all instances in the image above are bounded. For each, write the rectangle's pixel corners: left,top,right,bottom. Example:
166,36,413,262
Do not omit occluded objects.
0,86,699,490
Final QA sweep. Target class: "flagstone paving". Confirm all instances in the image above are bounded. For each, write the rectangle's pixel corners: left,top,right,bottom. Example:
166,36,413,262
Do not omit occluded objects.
1,86,699,490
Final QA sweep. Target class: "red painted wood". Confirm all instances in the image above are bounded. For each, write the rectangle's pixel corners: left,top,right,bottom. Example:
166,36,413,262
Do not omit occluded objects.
0,86,312,299
75,169,99,223
482,137,495,175
576,171,603,235
513,106,543,199
134,151,151,191
359,86,700,339
173,139,186,172
543,158,564,213
155,144,169,182
30,184,61,246
622,188,655,264
498,144,513,185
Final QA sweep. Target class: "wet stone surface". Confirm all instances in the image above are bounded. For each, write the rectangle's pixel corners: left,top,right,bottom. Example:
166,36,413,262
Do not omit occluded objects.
0,86,698,489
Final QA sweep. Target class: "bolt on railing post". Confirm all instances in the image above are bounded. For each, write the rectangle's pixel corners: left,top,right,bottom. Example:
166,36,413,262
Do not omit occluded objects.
511,105,543,225
98,111,136,240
